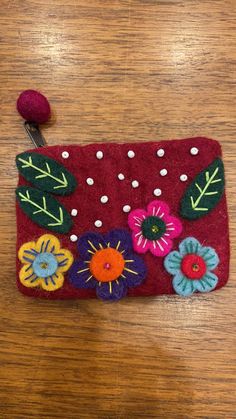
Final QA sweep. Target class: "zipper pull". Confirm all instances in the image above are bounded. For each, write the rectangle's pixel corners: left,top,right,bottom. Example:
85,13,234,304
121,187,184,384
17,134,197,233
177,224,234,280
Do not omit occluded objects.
17,89,51,148
24,121,46,147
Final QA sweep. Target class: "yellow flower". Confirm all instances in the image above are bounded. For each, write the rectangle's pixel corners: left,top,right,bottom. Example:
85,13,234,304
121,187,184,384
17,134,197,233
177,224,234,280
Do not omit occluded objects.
18,234,73,291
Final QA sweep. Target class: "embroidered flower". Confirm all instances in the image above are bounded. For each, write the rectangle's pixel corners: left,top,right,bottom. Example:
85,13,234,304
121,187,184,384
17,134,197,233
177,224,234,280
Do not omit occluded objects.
69,229,147,301
164,237,219,296
18,234,73,291
128,200,182,256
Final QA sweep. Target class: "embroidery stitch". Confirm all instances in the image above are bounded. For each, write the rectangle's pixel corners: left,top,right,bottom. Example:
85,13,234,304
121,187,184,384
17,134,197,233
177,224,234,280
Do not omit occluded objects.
128,200,182,256
164,237,219,297
69,229,147,301
18,234,73,291
181,158,224,219
16,151,77,195
16,186,73,233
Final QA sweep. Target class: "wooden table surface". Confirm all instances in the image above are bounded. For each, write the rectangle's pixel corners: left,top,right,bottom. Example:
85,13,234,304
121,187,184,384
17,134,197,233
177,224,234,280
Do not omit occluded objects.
0,1,236,418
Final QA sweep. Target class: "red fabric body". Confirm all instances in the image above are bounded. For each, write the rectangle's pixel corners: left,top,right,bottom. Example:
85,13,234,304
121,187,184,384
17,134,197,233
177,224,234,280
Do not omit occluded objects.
16,137,230,299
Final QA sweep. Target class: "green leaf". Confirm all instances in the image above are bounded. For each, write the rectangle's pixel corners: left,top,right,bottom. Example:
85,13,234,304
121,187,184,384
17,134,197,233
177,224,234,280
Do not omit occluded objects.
16,152,77,195
16,186,73,233
180,158,225,220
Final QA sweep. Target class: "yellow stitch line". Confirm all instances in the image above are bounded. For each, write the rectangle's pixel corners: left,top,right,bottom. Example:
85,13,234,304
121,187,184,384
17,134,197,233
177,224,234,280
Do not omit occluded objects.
88,240,98,252
120,250,125,254
85,275,93,283
116,280,119,285
107,242,110,247
99,281,101,286
124,268,138,275
109,282,112,294
88,249,95,255
121,274,126,279
116,241,121,250
99,243,103,249
77,268,89,274
125,259,134,263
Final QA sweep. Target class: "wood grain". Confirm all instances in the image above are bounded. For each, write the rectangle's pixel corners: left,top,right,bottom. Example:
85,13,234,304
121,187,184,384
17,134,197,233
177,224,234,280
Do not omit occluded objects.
0,1,236,418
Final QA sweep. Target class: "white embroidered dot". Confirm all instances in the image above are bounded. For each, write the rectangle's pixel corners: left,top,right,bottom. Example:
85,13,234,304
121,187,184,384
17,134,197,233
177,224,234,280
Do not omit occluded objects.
96,151,103,159
127,150,135,158
180,174,188,182
190,147,199,155
62,151,69,159
157,148,165,157
153,188,162,197
100,195,108,203
118,173,125,180
95,220,102,228
160,168,168,176
86,177,94,185
123,205,131,213
132,180,139,188
71,209,78,216
70,234,78,242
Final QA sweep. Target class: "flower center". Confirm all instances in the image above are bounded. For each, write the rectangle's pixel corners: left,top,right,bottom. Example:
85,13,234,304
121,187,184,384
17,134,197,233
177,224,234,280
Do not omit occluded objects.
40,262,48,269
90,248,125,282
33,252,58,278
141,216,166,240
181,254,207,280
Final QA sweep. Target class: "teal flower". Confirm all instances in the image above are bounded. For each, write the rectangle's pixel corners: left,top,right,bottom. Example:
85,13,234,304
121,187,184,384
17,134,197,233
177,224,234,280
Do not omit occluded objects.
164,237,219,296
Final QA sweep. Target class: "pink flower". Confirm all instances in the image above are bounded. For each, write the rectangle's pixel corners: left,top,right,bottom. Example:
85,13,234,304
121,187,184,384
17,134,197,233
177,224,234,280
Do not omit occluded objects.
128,200,182,257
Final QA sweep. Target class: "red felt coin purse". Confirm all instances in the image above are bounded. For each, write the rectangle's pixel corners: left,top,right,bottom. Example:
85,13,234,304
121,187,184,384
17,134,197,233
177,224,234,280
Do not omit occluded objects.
16,136,229,301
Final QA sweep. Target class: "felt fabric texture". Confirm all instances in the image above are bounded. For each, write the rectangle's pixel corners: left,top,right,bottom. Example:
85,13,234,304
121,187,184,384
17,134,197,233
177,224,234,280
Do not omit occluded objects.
128,200,182,256
18,234,73,291
69,229,147,301
164,237,219,296
16,90,51,124
180,158,224,219
16,137,230,299
16,151,77,195
16,186,73,233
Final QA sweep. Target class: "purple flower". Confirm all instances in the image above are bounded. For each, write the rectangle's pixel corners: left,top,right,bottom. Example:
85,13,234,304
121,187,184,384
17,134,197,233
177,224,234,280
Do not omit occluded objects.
69,229,147,301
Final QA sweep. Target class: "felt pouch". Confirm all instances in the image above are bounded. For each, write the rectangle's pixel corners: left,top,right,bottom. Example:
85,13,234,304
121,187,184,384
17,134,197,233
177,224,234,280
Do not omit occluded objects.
16,137,229,301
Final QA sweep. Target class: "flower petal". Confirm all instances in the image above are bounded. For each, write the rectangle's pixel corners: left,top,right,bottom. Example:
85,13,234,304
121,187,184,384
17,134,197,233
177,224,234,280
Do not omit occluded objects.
197,246,219,270
19,264,40,287
131,231,150,254
123,252,147,287
69,260,97,289
96,280,127,301
164,251,182,274
36,234,61,254
179,237,201,256
150,238,173,257
193,272,218,293
104,229,132,253
147,200,170,218
56,249,74,273
40,272,64,291
164,215,182,239
172,272,195,296
128,209,147,233
18,241,38,264
77,232,106,260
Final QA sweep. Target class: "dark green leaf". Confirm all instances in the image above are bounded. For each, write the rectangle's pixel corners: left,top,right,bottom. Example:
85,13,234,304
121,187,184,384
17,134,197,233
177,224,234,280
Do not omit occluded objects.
16,186,73,233
180,158,225,220
16,152,77,195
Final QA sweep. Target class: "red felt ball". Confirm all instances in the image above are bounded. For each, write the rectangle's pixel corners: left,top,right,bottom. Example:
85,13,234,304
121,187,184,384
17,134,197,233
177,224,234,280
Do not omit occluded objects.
16,90,51,124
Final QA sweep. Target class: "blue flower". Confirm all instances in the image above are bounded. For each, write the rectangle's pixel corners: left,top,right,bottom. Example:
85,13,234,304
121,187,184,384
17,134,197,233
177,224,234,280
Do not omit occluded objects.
164,237,219,297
